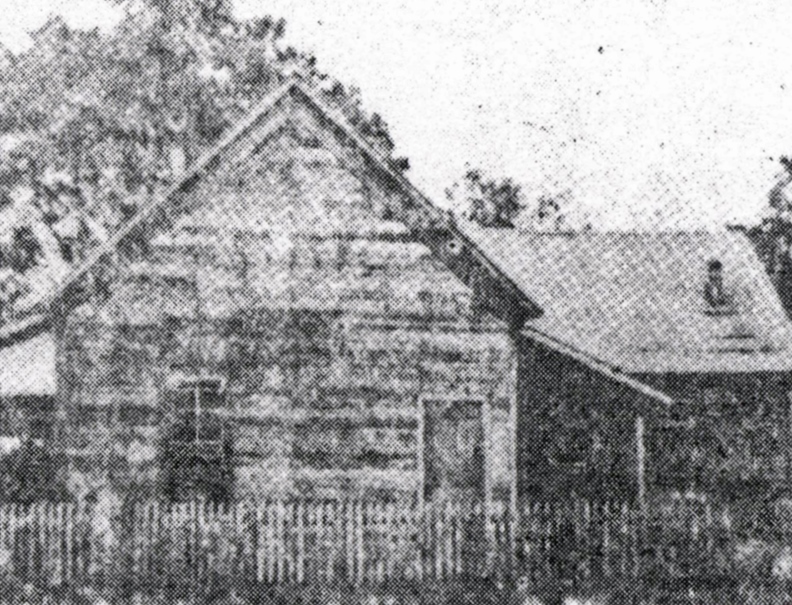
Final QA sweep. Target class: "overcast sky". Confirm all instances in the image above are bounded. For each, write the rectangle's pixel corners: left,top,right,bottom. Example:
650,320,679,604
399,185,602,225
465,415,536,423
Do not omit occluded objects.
2,0,792,230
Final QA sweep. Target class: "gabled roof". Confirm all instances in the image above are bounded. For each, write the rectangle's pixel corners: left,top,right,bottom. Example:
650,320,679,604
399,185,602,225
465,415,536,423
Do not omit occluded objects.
462,224,792,374
0,75,678,406
0,76,537,342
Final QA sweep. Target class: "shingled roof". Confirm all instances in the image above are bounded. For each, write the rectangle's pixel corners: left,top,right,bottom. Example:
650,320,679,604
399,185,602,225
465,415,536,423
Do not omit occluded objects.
462,224,792,374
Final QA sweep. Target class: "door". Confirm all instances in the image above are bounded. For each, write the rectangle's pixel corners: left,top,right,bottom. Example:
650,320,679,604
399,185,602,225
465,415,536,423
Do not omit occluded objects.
423,399,488,574
423,399,486,503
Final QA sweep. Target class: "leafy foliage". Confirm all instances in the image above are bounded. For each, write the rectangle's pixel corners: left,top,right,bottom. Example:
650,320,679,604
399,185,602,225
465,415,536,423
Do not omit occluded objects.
748,157,792,316
448,169,587,231
448,168,523,228
0,0,407,321
532,189,578,232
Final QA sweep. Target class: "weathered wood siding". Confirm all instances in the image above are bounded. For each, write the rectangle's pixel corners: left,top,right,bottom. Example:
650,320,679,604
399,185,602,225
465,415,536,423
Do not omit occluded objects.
518,333,792,503
57,112,517,503
636,372,792,496
517,336,642,502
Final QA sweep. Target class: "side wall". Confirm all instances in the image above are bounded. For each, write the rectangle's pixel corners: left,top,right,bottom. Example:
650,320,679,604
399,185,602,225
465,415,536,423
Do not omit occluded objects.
517,336,642,503
518,340,792,505
59,311,516,504
635,371,792,499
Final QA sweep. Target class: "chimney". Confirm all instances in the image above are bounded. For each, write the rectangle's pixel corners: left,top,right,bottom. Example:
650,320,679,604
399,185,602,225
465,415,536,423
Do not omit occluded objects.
704,258,730,311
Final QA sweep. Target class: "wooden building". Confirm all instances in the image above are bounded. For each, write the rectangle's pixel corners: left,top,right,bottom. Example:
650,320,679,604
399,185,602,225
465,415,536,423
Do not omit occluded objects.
0,79,540,507
3,78,792,514
465,227,792,505
0,332,56,445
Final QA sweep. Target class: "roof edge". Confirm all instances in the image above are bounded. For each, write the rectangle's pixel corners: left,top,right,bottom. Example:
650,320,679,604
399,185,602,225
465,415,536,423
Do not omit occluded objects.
52,77,303,301
0,313,50,349
288,81,541,317
521,325,674,408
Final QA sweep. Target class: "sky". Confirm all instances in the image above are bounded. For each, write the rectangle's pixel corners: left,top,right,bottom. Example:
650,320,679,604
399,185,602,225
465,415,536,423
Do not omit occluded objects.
1,0,792,231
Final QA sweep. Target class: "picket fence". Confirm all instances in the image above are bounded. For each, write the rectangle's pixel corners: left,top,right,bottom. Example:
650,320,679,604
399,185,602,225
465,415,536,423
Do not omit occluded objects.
0,499,745,589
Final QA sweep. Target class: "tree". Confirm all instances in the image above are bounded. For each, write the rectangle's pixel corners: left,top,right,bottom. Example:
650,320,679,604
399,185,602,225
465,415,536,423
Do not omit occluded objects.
9,226,43,273
448,168,523,228
0,0,408,323
447,168,588,231
747,157,792,316
532,189,574,232
748,159,792,268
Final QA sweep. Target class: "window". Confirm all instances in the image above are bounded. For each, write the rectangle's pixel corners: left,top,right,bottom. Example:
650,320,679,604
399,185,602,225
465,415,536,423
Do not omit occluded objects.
167,376,225,444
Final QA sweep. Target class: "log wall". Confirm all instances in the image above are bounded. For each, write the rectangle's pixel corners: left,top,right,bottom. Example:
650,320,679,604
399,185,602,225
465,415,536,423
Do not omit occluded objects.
55,118,518,504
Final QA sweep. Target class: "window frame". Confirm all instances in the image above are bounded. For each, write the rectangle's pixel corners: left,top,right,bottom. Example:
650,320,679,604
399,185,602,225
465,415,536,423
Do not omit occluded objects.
168,376,226,445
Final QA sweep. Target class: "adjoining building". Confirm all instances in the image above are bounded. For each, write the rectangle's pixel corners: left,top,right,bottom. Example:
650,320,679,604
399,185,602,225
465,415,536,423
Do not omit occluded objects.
464,226,792,504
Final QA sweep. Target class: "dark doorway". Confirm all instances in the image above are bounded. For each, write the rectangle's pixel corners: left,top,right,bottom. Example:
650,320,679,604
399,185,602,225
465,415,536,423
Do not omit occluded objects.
423,399,485,503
